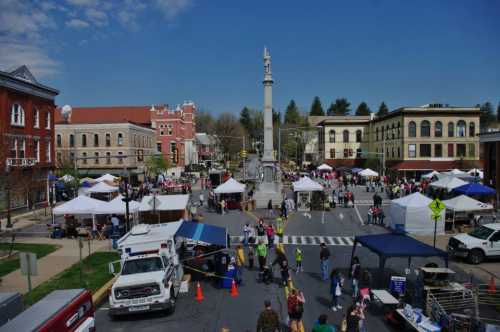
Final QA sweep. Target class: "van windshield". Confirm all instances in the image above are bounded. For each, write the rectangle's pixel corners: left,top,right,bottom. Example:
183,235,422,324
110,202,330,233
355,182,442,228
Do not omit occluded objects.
468,226,494,240
122,257,163,275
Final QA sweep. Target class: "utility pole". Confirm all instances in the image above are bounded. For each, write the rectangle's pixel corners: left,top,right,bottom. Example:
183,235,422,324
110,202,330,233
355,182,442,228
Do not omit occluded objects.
242,135,246,182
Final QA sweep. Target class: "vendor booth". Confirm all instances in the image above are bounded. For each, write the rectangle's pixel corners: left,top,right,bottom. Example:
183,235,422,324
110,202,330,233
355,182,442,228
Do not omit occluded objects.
94,173,118,183
292,176,324,211
213,178,246,210
452,183,496,196
442,195,494,231
430,176,468,192
86,181,119,201
421,170,440,180
317,163,333,172
359,168,379,177
138,194,189,223
389,192,445,236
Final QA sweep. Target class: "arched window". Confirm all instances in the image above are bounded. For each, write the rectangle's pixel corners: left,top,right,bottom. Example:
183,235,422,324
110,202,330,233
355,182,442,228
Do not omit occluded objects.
34,108,40,128
356,130,362,143
10,103,25,126
69,134,75,147
117,133,124,146
457,120,466,137
94,134,99,147
408,121,416,137
343,130,349,143
381,127,385,140
469,122,475,137
56,134,62,147
386,125,390,139
329,130,335,143
82,134,87,147
421,120,430,137
376,128,379,141
448,122,454,137
435,121,443,137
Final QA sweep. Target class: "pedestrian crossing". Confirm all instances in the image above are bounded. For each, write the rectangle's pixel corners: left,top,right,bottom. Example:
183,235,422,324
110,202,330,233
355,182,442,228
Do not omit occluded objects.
229,235,356,246
353,200,390,205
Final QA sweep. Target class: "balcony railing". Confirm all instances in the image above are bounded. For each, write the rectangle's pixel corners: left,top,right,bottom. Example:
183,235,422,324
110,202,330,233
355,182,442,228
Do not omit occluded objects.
6,158,38,167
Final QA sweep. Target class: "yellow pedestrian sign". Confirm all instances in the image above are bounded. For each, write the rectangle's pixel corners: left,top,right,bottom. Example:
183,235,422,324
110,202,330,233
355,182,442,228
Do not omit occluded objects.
428,198,445,216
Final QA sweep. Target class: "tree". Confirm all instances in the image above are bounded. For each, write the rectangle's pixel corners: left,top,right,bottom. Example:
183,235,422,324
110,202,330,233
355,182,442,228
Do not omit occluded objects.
145,155,170,178
326,103,335,116
309,96,324,116
284,100,301,124
480,102,495,129
214,113,245,160
327,98,351,115
195,110,215,134
376,102,389,117
497,102,500,122
239,106,252,132
355,102,371,116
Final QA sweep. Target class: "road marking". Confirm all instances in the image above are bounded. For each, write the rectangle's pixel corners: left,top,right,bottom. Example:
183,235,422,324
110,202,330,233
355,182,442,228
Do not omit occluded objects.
354,205,364,225
339,212,344,220
229,235,356,246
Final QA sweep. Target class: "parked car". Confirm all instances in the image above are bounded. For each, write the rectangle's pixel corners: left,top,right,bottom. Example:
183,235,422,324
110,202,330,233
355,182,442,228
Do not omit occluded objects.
448,223,500,264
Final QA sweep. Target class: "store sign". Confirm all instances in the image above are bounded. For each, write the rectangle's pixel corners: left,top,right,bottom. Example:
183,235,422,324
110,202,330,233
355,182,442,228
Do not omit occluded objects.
389,276,406,295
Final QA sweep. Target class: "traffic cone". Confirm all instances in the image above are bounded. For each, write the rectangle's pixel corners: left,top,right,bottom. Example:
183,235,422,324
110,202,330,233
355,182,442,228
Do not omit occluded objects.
195,282,204,301
230,279,238,297
488,276,496,294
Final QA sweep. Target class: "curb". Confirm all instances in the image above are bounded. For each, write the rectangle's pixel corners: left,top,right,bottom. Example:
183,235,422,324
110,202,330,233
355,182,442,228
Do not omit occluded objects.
92,275,117,306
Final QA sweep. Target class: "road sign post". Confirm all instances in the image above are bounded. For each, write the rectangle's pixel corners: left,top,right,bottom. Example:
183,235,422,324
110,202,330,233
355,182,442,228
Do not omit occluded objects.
428,199,445,248
20,252,37,293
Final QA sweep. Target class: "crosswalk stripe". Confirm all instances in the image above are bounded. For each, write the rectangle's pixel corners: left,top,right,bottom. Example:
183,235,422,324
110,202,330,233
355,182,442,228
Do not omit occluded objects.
228,235,356,246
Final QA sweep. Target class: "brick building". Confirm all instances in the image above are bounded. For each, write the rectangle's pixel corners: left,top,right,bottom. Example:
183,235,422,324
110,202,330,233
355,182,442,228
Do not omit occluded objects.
0,66,59,213
480,130,500,206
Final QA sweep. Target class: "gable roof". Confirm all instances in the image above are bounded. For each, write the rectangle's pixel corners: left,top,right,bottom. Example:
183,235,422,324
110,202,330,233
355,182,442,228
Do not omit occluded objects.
9,65,38,84
55,106,151,125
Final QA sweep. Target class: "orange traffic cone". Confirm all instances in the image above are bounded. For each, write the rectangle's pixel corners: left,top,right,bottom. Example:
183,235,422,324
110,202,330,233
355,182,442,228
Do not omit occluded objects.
230,279,238,297
195,282,204,301
488,276,496,294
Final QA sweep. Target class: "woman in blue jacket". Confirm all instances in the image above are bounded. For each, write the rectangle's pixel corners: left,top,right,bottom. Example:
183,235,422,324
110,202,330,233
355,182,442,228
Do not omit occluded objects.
330,269,343,311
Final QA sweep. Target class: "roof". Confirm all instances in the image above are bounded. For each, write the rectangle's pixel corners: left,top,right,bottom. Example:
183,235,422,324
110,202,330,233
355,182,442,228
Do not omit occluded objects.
392,192,432,207
372,105,480,122
389,160,482,171
95,194,140,214
87,181,119,194
292,176,324,192
0,65,59,96
95,173,118,182
54,106,151,125
176,221,228,247
53,195,109,215
452,183,496,196
318,116,371,125
214,178,246,194
139,194,189,212
355,233,448,259
118,221,183,248
442,195,493,212
430,176,468,190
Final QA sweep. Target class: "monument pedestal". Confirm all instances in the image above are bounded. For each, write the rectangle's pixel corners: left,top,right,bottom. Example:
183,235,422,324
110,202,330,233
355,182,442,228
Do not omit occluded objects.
254,162,282,209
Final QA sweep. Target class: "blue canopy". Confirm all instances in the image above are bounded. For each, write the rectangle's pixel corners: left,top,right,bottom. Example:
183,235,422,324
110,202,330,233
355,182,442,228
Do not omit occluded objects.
452,183,496,196
176,221,228,247
352,168,363,173
48,173,58,181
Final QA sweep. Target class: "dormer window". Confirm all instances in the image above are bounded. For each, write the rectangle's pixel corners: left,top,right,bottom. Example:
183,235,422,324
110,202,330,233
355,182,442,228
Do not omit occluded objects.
11,103,25,126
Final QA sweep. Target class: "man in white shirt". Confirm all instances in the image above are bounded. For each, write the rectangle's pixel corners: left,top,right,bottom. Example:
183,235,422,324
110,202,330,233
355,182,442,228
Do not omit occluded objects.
111,214,120,235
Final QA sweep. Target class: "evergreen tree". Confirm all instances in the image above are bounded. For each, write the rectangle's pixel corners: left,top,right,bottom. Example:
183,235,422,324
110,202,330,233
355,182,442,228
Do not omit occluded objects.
239,106,252,132
284,99,301,124
355,102,371,116
480,102,495,129
329,98,351,115
309,96,324,116
326,103,336,116
376,102,389,117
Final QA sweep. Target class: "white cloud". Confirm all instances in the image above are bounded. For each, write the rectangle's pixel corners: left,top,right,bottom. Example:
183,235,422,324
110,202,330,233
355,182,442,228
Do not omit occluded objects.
66,18,90,29
154,0,192,20
78,39,88,46
66,0,99,6
85,7,108,26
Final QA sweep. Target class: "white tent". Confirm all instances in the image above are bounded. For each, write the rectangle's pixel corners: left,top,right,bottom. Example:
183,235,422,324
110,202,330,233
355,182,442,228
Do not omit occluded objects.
60,174,75,182
389,192,445,236
87,181,119,194
213,178,246,194
442,195,493,212
468,168,484,179
317,164,333,171
80,177,95,184
359,168,379,177
292,176,324,192
94,173,117,182
95,194,141,215
444,169,467,176
53,195,109,215
421,171,440,179
139,194,189,212
430,176,468,191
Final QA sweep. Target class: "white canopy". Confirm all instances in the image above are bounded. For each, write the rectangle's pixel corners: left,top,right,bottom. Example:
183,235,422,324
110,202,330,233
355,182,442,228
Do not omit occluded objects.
444,169,467,176
60,174,75,182
389,192,445,236
53,195,109,215
213,177,246,194
139,194,189,212
292,176,324,192
442,195,493,212
87,181,119,194
94,173,117,182
468,168,484,179
80,177,95,184
317,164,333,171
95,194,141,215
421,171,440,179
430,176,468,191
359,168,379,177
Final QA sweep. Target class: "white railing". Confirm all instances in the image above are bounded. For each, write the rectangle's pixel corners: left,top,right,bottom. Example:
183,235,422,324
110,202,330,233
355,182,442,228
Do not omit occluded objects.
6,158,38,167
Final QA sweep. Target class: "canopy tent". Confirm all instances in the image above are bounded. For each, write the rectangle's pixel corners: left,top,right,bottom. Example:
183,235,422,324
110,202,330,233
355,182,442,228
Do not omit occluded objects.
359,168,379,177
452,183,496,196
468,168,484,179
95,194,141,215
445,169,468,176
53,195,109,215
213,177,246,194
351,167,363,173
430,176,468,191
421,170,440,179
175,221,228,247
94,173,118,182
292,176,324,192
60,174,75,182
442,195,493,212
80,177,95,184
317,163,333,171
86,181,119,194
139,194,190,212
389,192,445,236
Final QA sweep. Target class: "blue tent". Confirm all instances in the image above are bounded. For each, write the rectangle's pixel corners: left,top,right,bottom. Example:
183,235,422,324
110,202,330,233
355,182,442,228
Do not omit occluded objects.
352,168,363,173
176,221,228,247
452,183,496,196
352,233,448,270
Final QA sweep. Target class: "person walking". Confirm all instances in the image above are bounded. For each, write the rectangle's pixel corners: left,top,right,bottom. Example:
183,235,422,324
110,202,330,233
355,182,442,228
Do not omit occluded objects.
350,257,361,299
199,192,204,207
275,216,284,242
256,219,267,245
256,241,268,271
272,249,290,287
287,289,305,332
295,247,303,273
281,199,288,219
248,245,255,270
366,206,374,225
312,314,334,332
319,243,331,281
243,223,252,246
345,305,361,332
220,198,226,215
266,224,275,248
330,269,343,311
256,300,281,332
267,199,274,218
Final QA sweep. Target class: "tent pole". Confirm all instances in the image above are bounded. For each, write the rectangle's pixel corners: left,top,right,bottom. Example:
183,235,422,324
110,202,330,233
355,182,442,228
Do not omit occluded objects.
350,239,357,267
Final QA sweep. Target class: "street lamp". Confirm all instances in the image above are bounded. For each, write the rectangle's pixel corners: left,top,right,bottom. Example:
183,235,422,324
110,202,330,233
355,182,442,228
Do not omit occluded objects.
278,126,322,166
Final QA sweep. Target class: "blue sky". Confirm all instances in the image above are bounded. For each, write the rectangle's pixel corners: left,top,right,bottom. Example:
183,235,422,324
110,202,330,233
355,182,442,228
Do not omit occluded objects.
1,0,499,115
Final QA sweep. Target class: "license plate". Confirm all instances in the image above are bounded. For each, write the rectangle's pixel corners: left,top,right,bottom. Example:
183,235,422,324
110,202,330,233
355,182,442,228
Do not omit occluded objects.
128,305,149,312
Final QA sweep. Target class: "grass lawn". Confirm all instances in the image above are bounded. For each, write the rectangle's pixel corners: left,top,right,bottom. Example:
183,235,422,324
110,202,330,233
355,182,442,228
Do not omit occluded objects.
24,251,120,306
0,243,60,278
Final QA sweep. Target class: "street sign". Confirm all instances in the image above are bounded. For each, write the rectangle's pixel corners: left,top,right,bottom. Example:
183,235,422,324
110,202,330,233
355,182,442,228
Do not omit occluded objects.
19,252,37,276
428,198,445,215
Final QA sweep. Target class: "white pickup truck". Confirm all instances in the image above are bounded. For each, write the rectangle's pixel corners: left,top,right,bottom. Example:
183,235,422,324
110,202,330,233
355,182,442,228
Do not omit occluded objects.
108,222,184,317
448,223,500,264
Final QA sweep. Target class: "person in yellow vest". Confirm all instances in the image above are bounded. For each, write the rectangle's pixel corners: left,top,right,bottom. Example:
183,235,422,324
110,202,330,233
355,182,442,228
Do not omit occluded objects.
295,247,303,273
236,244,245,267
275,216,284,242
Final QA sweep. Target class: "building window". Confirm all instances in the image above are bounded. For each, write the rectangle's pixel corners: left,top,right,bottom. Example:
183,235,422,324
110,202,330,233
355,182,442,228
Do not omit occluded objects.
69,134,75,148
356,148,362,158
34,140,39,162
10,139,17,159
19,139,25,158
34,109,39,128
397,122,401,139
469,122,475,137
349,149,353,157
343,130,349,143
435,121,443,137
70,152,75,163
356,130,362,143
391,148,394,158
468,144,475,158
457,120,466,137
408,144,416,158
11,103,25,126
45,112,51,129
448,122,454,137
448,144,454,157
105,133,111,147
386,125,390,140
94,152,99,164
157,143,162,152
82,134,87,147
94,134,99,147
391,124,395,139
117,133,123,146
329,130,335,143
457,144,466,157
143,136,146,147
46,141,51,162
137,149,144,162
56,134,62,148
343,149,348,158
421,120,430,137
435,144,442,157
82,152,87,164
397,147,401,158
118,152,123,164
167,124,173,135
160,131,164,136
106,152,111,164
57,152,62,164
408,121,416,137
330,149,335,159
375,128,379,141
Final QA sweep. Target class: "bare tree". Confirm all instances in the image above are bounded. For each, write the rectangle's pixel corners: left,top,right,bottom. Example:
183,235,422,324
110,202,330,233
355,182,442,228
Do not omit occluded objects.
214,113,245,161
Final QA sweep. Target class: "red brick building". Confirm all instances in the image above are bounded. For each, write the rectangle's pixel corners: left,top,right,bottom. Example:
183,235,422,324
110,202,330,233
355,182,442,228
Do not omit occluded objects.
0,66,59,213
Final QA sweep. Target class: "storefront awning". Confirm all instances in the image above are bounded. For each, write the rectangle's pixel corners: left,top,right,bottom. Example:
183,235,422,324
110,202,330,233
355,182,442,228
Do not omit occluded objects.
176,221,228,247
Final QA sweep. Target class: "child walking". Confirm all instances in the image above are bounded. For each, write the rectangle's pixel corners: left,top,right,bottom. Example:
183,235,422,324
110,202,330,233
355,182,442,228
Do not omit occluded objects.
295,247,303,273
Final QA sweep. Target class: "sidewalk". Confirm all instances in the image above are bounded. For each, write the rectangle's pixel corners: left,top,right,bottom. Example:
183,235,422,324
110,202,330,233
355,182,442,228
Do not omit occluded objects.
0,206,53,231
0,237,111,294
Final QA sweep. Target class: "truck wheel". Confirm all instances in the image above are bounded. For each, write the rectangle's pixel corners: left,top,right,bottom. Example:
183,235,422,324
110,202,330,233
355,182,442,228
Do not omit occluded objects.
167,287,176,314
468,249,484,265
